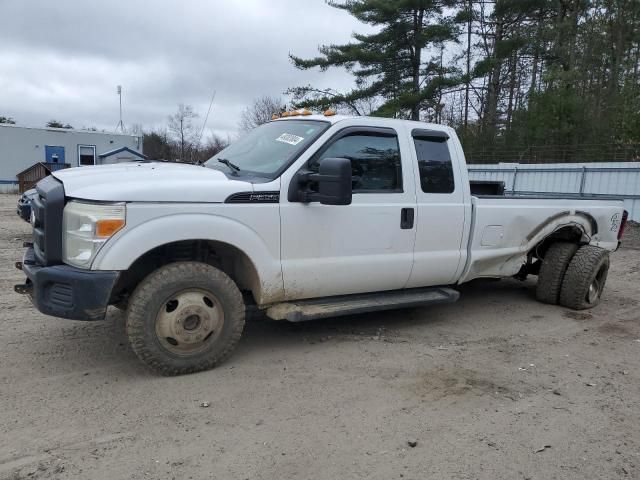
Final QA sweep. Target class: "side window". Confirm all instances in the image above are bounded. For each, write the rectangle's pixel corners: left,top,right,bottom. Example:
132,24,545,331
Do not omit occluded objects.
78,145,96,166
310,133,402,192
413,137,455,193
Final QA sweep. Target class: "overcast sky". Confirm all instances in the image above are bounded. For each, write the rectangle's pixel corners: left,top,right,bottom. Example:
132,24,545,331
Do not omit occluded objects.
0,0,364,139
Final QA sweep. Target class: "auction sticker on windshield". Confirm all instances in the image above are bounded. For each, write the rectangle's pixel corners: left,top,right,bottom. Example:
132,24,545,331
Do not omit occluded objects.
276,133,304,146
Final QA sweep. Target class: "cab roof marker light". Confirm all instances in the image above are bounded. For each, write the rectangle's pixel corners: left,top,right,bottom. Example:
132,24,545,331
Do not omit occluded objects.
271,114,280,120
324,109,336,116
301,108,312,116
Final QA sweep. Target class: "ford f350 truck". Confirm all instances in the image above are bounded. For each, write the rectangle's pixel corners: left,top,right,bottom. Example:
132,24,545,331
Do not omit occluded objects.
15,112,628,375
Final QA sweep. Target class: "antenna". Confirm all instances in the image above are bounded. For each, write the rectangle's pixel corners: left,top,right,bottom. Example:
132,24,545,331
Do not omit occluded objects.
192,89,217,164
115,85,125,132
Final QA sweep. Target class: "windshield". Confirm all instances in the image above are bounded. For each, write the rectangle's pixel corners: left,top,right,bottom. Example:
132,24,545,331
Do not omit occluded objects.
205,120,330,177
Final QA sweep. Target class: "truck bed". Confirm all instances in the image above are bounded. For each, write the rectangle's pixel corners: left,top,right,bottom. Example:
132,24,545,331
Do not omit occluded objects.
458,195,623,283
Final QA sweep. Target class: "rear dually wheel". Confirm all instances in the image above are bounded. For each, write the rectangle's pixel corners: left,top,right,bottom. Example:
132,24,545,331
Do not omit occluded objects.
559,245,610,310
535,242,579,305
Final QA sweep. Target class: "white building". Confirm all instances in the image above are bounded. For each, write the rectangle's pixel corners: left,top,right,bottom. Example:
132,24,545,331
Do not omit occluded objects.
0,124,145,193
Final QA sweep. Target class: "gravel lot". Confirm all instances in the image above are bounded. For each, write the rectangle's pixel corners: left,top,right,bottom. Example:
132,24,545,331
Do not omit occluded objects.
1,193,639,480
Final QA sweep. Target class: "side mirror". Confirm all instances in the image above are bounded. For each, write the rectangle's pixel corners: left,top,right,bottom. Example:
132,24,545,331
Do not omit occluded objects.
309,157,352,205
287,157,353,205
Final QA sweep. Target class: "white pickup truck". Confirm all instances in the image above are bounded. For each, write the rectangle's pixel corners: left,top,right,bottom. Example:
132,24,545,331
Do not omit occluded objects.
15,113,629,375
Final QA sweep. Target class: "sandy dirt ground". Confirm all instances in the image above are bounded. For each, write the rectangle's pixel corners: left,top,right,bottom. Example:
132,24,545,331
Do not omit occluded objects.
1,193,639,480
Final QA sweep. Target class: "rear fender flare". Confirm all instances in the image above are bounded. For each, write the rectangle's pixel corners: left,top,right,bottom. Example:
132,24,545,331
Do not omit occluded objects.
525,211,596,246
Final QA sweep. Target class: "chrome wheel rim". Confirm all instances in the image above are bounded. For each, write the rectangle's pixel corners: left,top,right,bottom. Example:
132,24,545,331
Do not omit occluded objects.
155,289,224,356
587,265,607,304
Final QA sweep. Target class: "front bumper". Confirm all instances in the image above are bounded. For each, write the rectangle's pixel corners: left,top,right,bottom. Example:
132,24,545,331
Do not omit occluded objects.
14,247,119,321
16,201,31,222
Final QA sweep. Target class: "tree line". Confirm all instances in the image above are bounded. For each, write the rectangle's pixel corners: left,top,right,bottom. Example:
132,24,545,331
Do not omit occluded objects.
4,1,638,164
142,104,226,164
288,0,640,163
0,118,77,129
129,97,287,162
138,104,232,163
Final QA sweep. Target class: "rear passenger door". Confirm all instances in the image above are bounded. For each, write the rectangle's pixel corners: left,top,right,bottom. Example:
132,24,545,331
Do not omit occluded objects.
405,128,466,287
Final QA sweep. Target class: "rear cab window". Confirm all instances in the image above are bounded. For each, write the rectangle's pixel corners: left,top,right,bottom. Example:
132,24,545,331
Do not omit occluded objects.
412,129,455,194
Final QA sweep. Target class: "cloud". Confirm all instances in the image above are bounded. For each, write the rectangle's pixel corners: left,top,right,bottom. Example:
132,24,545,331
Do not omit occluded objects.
0,0,366,136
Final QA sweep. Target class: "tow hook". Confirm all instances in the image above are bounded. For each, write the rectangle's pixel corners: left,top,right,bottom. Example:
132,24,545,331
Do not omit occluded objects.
14,283,33,295
15,261,22,271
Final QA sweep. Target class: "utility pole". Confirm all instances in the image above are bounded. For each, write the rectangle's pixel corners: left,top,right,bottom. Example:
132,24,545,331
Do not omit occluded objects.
116,85,125,132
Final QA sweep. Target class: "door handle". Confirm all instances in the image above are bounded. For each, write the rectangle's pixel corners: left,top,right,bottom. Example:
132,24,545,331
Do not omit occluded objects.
400,208,414,229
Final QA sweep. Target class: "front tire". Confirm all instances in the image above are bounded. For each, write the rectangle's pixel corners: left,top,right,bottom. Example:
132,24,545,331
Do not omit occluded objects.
126,262,245,375
559,245,610,310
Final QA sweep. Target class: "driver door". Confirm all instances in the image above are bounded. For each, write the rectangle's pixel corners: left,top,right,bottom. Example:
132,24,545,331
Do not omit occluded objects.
279,126,417,300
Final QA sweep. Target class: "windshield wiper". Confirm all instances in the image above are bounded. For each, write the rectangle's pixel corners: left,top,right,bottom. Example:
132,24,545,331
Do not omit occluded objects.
218,158,241,173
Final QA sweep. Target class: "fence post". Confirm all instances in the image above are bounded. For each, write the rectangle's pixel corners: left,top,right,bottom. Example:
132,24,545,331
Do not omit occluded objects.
511,166,518,194
579,166,587,197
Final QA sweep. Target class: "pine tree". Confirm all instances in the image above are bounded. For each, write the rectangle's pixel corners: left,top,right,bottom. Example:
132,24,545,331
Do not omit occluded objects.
288,0,461,121
285,0,640,161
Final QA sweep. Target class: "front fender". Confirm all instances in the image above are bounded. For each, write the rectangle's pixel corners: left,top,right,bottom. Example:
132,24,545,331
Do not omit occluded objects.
92,211,283,303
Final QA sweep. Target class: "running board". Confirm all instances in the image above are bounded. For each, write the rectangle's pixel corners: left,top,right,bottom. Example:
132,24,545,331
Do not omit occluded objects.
265,287,460,322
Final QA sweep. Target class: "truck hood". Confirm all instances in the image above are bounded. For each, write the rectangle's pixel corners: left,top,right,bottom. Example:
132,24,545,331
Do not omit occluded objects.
53,162,253,202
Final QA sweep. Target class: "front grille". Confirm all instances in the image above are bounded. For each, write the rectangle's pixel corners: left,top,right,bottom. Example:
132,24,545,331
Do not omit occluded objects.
33,176,65,266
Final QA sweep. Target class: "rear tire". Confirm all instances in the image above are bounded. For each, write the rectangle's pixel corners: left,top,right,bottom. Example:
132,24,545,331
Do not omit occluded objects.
126,262,245,375
535,242,579,305
559,245,609,310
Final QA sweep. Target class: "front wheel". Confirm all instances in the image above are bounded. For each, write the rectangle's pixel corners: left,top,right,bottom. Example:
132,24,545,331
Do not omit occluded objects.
126,262,245,375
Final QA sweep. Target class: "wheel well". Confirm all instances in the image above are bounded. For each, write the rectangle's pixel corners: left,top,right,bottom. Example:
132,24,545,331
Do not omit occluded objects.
110,240,261,306
518,224,589,278
534,224,589,260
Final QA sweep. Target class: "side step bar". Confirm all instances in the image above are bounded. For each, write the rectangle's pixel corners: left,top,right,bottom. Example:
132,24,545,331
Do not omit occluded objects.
265,287,460,322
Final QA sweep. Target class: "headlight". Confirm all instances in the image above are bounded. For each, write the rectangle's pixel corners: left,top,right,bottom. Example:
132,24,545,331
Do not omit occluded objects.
62,201,126,268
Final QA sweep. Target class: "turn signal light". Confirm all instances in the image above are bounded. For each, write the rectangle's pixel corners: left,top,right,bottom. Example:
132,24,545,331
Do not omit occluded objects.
96,218,125,238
